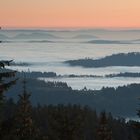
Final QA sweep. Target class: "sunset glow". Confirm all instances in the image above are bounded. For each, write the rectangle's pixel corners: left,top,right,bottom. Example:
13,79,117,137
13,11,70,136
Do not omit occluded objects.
0,0,140,28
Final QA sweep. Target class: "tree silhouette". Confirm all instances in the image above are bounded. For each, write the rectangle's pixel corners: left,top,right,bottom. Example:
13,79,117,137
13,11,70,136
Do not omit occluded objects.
135,98,140,139
97,112,113,140
0,60,17,139
13,79,39,140
0,60,17,105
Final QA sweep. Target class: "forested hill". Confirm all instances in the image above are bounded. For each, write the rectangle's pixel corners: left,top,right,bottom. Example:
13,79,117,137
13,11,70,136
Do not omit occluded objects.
6,77,140,117
65,52,140,67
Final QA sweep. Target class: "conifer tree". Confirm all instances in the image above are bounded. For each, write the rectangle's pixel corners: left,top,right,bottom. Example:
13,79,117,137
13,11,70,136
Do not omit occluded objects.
0,60,17,139
97,112,113,140
135,99,140,139
14,79,39,140
0,60,17,106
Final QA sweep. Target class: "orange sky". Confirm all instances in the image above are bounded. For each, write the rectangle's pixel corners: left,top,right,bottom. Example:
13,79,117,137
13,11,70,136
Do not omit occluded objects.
0,0,140,28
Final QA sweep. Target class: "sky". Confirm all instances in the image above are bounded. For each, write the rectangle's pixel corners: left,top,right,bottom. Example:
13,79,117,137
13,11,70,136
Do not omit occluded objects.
0,0,140,28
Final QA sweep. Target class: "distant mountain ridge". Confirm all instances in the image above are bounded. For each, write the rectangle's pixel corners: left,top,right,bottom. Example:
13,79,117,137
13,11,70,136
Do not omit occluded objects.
14,32,59,39
0,32,60,40
86,39,132,44
65,52,140,67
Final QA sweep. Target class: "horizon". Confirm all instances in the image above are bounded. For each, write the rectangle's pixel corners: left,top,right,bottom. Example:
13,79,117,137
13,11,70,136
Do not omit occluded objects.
2,27,140,31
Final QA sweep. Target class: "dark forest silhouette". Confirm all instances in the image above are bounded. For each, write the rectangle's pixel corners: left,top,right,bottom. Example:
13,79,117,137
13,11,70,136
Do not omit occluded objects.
0,60,140,139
